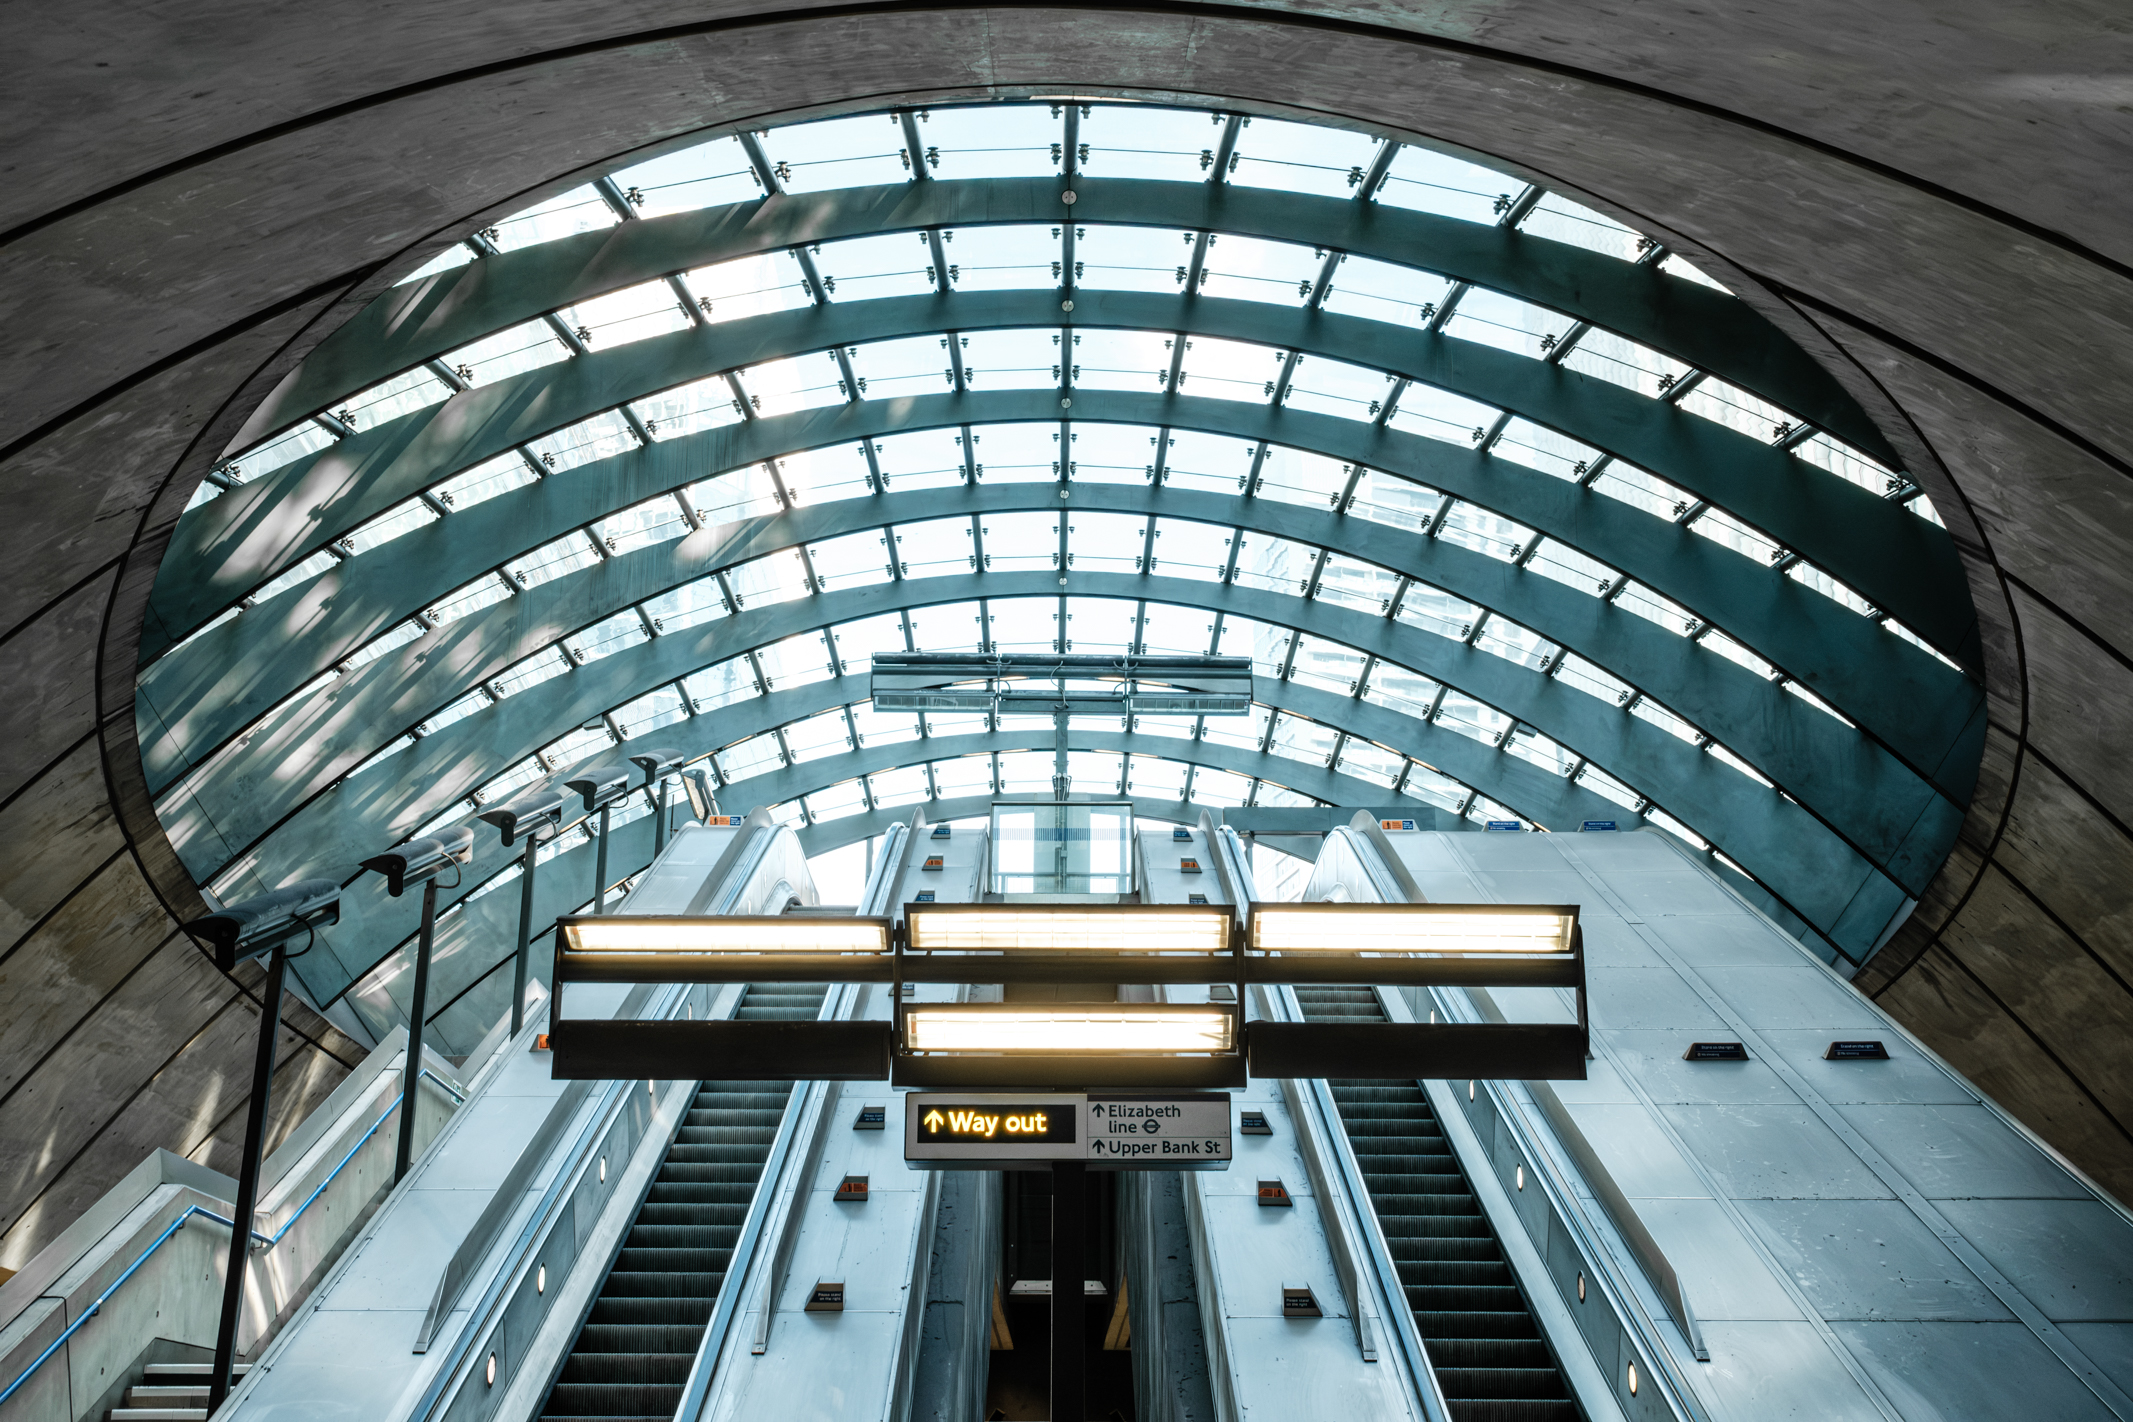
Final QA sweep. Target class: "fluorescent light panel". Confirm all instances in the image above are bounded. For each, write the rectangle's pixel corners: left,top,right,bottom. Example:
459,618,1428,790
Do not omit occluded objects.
904,1006,1234,1054
561,916,889,955
905,907,1231,954
1251,905,1573,955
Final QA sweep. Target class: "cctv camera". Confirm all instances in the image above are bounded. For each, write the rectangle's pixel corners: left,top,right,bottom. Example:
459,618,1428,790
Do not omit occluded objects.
478,788,567,846
183,879,343,971
360,824,476,897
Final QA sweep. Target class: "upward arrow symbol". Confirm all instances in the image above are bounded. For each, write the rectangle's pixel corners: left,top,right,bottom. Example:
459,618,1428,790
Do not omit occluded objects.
1091,1103,1103,1119
923,1109,945,1132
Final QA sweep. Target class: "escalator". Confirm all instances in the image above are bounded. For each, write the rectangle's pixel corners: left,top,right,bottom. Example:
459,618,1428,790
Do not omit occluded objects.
539,984,828,1422
1293,986,1578,1422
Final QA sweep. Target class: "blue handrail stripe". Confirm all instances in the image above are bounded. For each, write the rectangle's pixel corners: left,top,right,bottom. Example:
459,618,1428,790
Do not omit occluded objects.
0,1065,462,1405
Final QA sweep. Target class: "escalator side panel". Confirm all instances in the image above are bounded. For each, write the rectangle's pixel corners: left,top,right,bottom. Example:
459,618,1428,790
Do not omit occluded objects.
905,1169,1001,1422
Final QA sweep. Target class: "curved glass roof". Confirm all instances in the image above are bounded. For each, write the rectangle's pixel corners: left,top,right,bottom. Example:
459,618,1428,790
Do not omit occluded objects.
143,100,1985,1052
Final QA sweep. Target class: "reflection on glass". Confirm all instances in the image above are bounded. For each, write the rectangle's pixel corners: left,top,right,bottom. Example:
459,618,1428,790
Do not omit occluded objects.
991,801,1135,894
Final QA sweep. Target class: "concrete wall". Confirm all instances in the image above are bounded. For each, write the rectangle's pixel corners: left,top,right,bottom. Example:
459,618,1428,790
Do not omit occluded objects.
3,0,2132,1266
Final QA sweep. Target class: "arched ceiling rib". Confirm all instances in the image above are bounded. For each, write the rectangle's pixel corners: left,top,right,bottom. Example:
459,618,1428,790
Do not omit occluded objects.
243,176,1890,461
143,98,1984,1024
165,288,1964,657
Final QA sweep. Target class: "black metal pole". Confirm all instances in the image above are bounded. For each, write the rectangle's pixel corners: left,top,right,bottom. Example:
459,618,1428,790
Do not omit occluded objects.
510,832,538,1036
208,942,287,1413
1051,1160,1087,1422
653,778,668,857
594,804,611,915
393,878,439,1182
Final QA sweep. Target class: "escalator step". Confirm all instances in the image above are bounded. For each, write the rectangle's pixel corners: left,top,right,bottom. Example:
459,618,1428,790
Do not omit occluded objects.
1294,987,1580,1421
540,983,824,1420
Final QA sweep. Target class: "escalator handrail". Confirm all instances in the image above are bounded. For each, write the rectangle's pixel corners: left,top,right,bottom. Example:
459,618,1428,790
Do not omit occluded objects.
1259,982,1454,1422
669,980,859,1421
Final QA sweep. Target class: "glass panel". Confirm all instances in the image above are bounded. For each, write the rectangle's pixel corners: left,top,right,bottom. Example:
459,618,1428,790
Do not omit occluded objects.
1288,635,1365,695
1676,377,1795,443
688,462,784,525
761,114,910,193
1067,513,1149,575
643,576,727,634
1476,618,1556,671
985,597,1057,653
1161,430,1256,496
1794,433,1903,498
978,511,1060,573
249,549,338,606
596,496,691,555
1254,448,1347,509
489,186,618,253
808,529,895,591
990,801,1136,894
717,732,784,781
1631,697,1703,745
443,320,571,386
754,629,835,690
868,762,929,807
541,722,616,770
637,373,747,442
894,515,978,580
1518,193,1644,262
829,614,907,673
610,136,759,217
1200,233,1320,305
1148,518,1233,581
874,427,969,492
684,251,812,322
226,420,336,482
1387,383,1500,448
426,574,513,627
1283,356,1393,423
815,233,937,301
685,656,758,713
1338,737,1403,788
1526,539,1618,597
1190,767,1252,808
342,367,452,430
726,548,810,609
1690,505,1785,565
343,499,439,556
1066,423,1155,486
783,708,852,762
1267,713,1337,766
1080,104,1219,183
612,685,689,739
1493,419,1601,482
1438,501,1532,560
1560,328,1691,400
1075,224,1183,295
1319,254,1452,328
1068,751,1127,798
740,354,843,417
526,410,638,474
1553,653,1634,707
931,754,994,796
962,328,1062,391
918,104,1061,179
1231,534,1315,595
943,223,1058,290
1070,328,1171,392
506,532,600,591
1615,582,1698,638
1217,617,1289,676
1178,335,1279,404
849,334,949,401
557,279,693,352
341,619,423,672
1444,288,1566,360
906,600,982,653
1590,461,1688,522
1395,583,1482,642
1377,147,1513,225
1125,754,1188,799
1131,602,1210,656
995,752,1054,795
1229,117,1378,198
1346,468,1438,534
1435,692,1513,747
807,779,870,822
565,611,649,665
1292,554,1392,619
1363,662,1440,720
850,699,920,747
970,422,1061,483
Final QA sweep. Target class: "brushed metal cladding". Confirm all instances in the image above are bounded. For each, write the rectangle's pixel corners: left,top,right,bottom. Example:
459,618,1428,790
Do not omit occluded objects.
6,0,2133,1289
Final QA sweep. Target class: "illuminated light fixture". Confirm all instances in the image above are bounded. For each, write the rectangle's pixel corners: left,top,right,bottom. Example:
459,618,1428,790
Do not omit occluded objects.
905,906,1231,955
1249,903,1575,956
559,915,890,956
902,1005,1235,1055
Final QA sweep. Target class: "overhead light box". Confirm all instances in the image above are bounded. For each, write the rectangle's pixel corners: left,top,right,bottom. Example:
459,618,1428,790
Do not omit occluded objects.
905,904,1231,955
1249,903,1576,956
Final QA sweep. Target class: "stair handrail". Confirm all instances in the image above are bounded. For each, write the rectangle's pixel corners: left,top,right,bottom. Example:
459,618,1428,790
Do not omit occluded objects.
0,1067,463,1409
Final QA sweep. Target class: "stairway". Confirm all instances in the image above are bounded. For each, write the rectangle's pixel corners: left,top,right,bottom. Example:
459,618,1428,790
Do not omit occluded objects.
539,984,826,1422
1293,986,1579,1422
104,1362,247,1420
